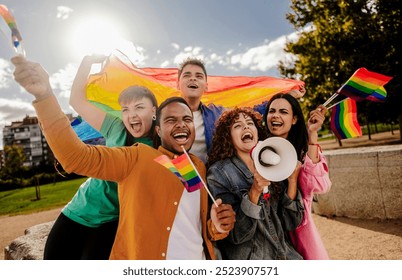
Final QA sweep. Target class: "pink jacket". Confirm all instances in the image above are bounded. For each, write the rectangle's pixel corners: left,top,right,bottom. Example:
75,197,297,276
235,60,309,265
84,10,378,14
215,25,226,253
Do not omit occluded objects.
289,153,332,260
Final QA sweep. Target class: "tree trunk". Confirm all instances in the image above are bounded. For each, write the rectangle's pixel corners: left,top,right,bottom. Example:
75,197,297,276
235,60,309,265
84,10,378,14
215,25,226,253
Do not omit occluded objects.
399,113,402,143
367,119,372,140
35,176,41,200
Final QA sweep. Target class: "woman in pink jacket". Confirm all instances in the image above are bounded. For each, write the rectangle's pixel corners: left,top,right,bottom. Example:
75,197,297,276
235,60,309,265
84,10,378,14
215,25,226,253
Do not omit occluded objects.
263,92,332,260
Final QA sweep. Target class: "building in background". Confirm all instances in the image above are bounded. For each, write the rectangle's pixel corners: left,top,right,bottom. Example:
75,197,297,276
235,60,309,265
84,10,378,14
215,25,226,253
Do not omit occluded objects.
1,114,74,168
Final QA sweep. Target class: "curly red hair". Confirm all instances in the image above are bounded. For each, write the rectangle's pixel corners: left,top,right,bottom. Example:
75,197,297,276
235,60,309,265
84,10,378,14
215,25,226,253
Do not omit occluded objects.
207,107,267,167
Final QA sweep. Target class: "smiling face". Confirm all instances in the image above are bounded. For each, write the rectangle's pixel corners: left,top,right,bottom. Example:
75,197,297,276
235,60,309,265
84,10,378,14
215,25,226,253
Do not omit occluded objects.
121,97,156,138
265,98,297,139
230,113,259,155
177,64,208,106
155,101,195,154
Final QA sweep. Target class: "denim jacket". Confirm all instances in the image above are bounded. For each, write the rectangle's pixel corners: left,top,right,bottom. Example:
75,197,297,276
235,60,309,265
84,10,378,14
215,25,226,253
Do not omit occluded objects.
207,155,304,260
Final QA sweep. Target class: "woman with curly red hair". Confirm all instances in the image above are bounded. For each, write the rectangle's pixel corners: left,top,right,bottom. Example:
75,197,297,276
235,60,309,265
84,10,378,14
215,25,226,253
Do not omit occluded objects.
206,107,304,260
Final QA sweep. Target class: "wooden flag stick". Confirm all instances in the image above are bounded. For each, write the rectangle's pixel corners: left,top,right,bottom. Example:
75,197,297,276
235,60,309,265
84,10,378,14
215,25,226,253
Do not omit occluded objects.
323,92,339,108
326,97,349,110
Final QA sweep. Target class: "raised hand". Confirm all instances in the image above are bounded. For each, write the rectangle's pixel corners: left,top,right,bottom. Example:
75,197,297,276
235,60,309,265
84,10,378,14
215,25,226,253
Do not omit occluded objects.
307,104,327,133
11,56,53,100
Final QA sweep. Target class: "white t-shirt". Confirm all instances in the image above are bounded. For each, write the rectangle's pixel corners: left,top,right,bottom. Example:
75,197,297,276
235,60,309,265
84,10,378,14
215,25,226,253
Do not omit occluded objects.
166,189,205,260
189,110,207,163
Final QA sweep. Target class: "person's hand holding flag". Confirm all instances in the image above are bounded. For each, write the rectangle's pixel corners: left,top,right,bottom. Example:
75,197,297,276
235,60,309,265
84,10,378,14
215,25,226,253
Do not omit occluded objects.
210,198,236,233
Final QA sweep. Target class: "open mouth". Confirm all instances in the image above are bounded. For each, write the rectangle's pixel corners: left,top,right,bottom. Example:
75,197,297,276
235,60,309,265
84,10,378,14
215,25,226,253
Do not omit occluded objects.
130,120,142,132
187,83,198,89
241,132,254,142
271,121,283,128
173,132,189,143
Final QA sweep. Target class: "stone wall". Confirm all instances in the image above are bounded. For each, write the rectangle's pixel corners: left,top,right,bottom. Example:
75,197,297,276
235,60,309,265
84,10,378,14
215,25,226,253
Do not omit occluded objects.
313,144,402,219
4,144,402,260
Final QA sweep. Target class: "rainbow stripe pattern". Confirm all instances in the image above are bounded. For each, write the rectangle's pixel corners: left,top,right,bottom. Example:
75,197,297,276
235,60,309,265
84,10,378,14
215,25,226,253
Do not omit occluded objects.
337,68,392,102
86,53,305,112
0,4,23,48
330,98,362,140
154,154,203,192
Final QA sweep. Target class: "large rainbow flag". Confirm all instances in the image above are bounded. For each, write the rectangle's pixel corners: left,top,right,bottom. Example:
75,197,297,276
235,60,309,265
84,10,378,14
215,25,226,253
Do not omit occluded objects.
86,52,305,114
154,153,203,192
330,98,362,140
337,68,392,102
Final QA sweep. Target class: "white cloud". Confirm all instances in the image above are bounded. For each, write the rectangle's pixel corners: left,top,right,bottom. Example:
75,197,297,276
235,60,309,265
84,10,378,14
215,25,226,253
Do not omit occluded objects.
0,59,12,89
49,63,78,99
160,31,299,75
171,43,180,50
56,6,74,20
227,32,299,72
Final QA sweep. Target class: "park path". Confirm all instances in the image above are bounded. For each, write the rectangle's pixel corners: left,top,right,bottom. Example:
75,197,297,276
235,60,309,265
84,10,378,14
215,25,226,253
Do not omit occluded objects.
1,207,402,260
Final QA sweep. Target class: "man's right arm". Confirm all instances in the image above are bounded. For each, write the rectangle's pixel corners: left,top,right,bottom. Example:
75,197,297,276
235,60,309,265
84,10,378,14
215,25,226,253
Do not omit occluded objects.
11,56,134,182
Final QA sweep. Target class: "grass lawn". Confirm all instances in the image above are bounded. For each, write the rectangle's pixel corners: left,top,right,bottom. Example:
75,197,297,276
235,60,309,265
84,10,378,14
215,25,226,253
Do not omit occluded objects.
0,177,87,217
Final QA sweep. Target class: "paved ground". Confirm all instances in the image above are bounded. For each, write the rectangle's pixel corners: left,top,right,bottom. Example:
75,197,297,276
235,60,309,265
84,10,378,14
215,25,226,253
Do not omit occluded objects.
2,207,402,260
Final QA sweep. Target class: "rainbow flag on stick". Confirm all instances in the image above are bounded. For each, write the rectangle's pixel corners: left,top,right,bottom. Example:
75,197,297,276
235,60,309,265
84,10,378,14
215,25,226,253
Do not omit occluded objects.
0,4,24,55
154,154,203,192
154,147,218,206
337,68,392,102
86,52,305,112
330,98,362,140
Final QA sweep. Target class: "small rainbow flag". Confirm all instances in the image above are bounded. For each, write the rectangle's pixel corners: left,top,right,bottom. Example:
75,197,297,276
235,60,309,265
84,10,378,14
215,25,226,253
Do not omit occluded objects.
86,52,305,112
330,98,362,140
337,68,392,102
0,4,23,48
154,154,204,192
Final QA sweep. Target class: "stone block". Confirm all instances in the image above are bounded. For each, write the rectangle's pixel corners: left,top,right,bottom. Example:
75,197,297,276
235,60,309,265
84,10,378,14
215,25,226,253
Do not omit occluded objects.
4,221,53,260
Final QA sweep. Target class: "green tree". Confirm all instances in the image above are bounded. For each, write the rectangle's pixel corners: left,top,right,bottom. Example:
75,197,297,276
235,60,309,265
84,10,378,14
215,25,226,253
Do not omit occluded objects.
0,145,27,181
279,0,401,137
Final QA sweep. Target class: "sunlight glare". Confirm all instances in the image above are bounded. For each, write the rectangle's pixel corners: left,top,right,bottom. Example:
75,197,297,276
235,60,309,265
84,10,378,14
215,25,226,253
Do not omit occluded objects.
70,16,128,57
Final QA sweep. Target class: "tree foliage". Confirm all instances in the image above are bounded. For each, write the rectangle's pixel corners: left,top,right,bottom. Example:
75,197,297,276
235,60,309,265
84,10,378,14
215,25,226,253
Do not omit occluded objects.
0,145,27,180
279,0,401,129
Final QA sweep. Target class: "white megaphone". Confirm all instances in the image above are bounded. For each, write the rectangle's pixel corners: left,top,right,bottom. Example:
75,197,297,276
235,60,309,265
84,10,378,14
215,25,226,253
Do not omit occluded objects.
250,137,297,184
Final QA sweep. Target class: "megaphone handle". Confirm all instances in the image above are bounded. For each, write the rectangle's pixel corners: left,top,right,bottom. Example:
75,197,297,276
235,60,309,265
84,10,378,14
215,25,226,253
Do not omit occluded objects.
262,185,271,201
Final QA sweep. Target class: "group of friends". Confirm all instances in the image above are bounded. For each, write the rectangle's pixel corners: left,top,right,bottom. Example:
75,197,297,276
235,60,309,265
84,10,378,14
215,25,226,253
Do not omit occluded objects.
11,54,331,260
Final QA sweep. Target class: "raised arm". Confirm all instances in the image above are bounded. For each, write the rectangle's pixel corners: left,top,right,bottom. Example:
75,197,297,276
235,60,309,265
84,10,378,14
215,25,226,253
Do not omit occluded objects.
11,55,134,182
306,104,327,163
70,55,107,131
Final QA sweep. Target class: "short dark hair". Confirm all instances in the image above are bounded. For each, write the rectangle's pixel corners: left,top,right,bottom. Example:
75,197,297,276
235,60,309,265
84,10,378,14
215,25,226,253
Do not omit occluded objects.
177,57,207,81
155,97,192,126
118,85,158,108
118,85,160,148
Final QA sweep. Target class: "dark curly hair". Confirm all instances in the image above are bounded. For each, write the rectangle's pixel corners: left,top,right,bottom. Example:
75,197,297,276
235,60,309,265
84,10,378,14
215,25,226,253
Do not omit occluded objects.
207,107,267,167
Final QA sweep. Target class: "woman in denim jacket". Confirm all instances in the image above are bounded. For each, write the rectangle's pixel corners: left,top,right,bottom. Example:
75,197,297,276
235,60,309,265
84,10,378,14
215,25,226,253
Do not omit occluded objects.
206,107,304,260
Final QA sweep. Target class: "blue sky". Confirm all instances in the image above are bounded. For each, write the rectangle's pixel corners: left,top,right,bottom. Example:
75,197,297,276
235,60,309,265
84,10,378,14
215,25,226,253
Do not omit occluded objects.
0,0,298,148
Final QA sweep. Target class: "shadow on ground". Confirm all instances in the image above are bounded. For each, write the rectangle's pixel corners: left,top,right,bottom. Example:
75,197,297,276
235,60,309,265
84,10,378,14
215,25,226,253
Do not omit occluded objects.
327,216,402,238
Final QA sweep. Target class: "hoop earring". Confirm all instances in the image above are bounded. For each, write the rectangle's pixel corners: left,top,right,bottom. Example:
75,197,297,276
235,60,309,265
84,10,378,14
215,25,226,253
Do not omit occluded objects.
152,115,156,121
